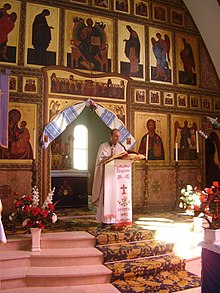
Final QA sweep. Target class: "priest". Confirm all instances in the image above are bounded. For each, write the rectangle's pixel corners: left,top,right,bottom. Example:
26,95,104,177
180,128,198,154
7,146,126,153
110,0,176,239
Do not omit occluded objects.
92,128,127,227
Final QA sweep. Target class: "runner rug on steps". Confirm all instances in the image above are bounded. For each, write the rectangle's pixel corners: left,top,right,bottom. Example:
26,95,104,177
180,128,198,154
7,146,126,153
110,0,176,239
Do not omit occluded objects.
90,225,201,293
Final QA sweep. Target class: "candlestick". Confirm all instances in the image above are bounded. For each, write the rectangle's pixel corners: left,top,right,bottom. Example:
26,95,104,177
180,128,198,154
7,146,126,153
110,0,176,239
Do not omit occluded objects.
146,134,149,160
175,142,178,162
33,128,36,160
196,131,199,153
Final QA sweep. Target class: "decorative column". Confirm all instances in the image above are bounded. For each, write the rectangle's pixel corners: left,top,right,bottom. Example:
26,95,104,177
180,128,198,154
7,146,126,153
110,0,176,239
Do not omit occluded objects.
196,152,202,189
143,161,150,213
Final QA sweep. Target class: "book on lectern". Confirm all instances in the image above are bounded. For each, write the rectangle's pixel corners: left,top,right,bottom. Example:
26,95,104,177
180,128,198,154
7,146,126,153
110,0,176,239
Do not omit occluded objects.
104,152,146,164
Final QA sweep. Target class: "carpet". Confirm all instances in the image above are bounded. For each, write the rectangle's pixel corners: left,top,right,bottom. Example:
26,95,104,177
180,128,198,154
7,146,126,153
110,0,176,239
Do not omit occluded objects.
89,221,201,293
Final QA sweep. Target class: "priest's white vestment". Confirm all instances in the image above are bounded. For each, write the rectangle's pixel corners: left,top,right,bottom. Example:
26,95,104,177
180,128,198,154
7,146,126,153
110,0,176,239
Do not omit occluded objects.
92,141,125,224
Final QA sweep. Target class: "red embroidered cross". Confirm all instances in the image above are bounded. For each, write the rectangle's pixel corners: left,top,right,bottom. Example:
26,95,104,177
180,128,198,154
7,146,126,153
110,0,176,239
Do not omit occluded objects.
121,184,127,194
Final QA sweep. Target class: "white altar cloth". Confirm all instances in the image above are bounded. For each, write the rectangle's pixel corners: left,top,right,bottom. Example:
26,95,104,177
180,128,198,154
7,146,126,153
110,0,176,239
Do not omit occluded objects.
199,241,220,254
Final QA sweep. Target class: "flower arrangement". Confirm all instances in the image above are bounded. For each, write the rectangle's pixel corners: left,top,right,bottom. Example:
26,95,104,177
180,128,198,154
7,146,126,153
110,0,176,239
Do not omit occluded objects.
179,185,205,217
200,182,220,229
180,182,220,229
9,187,57,230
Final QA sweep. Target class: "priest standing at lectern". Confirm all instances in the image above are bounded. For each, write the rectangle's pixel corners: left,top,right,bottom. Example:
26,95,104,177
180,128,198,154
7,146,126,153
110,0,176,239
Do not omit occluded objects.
92,128,127,227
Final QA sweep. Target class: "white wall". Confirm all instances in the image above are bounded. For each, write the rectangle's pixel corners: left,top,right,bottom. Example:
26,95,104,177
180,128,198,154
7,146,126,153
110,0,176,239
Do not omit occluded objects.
184,0,220,79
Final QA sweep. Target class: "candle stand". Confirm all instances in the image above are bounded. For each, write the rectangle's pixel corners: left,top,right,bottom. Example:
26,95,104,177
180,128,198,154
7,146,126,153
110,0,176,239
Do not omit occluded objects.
143,160,150,213
173,161,180,210
31,159,37,188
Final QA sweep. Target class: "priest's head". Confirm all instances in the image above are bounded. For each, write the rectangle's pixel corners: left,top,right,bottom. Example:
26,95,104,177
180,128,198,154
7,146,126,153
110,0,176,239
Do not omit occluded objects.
110,128,120,146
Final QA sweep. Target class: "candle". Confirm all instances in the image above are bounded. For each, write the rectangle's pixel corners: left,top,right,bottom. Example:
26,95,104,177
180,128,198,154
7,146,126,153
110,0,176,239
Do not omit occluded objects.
33,128,36,160
175,142,178,162
146,134,149,160
213,181,219,187
196,131,199,153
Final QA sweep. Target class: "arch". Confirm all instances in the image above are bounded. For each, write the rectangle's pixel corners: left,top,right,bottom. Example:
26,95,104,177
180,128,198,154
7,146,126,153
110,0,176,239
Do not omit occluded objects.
41,98,136,150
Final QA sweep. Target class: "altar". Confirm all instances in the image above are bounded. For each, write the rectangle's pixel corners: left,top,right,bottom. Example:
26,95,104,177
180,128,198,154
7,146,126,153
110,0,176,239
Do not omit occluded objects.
51,170,90,208
199,241,220,293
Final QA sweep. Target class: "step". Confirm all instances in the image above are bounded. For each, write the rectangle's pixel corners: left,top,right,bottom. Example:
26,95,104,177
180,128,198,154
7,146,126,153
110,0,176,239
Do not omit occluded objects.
106,253,186,281
2,236,31,251
1,247,103,268
96,239,174,262
112,269,201,293
1,251,31,269
2,231,96,252
0,283,120,293
30,248,103,266
40,231,96,248
1,265,112,289
90,225,156,245
1,267,28,290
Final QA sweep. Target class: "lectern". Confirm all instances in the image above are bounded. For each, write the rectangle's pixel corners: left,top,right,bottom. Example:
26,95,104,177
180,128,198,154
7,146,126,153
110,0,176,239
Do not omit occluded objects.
104,159,133,225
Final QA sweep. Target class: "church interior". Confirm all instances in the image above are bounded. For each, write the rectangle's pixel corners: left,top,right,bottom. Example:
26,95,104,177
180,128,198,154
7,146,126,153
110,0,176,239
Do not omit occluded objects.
0,0,220,292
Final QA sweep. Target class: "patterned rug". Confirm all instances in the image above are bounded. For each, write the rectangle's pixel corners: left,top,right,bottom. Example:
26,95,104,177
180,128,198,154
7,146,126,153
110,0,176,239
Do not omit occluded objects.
90,222,201,293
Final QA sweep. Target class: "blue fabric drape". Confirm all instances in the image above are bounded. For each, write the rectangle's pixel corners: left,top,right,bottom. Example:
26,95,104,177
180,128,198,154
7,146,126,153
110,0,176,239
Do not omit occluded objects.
41,99,136,150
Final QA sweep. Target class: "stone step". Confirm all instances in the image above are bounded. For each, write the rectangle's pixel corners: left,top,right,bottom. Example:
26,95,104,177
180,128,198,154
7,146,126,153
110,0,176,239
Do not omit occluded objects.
2,231,96,251
1,251,31,269
40,231,96,249
1,283,120,293
31,248,103,266
96,239,174,262
1,247,103,268
1,265,112,290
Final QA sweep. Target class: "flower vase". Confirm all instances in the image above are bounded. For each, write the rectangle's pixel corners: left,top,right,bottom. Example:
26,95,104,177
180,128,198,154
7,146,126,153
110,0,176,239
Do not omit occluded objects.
30,228,41,252
204,228,220,244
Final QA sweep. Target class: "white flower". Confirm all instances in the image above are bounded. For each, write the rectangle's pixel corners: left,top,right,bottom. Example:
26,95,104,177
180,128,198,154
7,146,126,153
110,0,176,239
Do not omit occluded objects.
9,212,15,221
32,186,40,207
186,185,193,191
51,213,57,223
22,219,29,227
42,187,55,209
181,188,186,194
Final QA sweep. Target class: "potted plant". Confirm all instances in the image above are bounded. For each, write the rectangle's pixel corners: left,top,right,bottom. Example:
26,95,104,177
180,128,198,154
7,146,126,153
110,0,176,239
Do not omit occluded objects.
199,182,220,244
9,186,58,251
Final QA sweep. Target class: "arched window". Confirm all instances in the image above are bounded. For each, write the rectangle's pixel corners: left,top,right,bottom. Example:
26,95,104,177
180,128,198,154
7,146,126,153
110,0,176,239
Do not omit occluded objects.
73,125,88,170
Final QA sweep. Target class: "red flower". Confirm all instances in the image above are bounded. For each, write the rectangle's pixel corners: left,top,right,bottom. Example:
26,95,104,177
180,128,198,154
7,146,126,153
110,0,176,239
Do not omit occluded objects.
205,187,213,194
32,206,41,216
27,219,34,227
23,205,31,213
39,222,45,229
194,205,199,211
24,196,33,202
41,209,48,218
200,194,206,202
48,203,54,211
15,201,22,207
